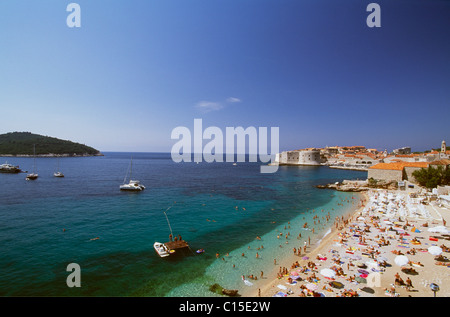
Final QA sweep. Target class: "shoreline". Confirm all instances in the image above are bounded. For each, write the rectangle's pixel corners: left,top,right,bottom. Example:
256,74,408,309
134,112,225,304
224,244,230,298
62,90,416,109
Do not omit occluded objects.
240,192,367,297
242,188,450,298
0,153,104,157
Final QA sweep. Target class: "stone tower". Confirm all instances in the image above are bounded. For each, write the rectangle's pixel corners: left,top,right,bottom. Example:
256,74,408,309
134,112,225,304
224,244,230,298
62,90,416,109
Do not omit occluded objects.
442,140,446,153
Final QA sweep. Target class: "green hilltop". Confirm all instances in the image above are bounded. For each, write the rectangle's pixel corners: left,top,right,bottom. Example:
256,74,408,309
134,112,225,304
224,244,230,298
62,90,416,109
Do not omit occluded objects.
0,132,102,156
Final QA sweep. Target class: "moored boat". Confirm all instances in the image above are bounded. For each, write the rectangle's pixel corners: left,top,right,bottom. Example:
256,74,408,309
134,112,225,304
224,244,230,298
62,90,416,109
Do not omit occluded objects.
54,158,64,177
154,242,171,257
26,173,38,181
0,162,22,173
120,157,145,191
120,180,145,191
26,144,38,181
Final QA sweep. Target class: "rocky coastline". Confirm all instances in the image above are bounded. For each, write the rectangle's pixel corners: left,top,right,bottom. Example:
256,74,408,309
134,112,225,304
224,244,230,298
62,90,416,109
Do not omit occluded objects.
316,179,398,192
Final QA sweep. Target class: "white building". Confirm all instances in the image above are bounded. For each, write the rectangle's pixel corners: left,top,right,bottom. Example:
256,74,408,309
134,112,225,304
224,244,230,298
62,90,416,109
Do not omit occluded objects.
275,149,321,166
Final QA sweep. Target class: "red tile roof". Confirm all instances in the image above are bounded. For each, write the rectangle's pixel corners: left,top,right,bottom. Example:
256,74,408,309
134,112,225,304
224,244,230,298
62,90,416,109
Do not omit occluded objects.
369,162,429,171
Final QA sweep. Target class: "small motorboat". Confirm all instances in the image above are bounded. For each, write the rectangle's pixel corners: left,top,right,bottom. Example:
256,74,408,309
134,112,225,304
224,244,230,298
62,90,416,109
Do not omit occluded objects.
154,242,171,257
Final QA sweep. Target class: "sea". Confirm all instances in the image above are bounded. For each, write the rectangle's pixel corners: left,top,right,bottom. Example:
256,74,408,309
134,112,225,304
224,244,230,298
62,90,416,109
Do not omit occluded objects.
0,152,367,296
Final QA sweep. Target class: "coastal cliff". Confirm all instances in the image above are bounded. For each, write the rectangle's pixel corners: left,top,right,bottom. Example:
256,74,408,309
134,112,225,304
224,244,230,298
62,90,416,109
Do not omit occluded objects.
0,132,103,157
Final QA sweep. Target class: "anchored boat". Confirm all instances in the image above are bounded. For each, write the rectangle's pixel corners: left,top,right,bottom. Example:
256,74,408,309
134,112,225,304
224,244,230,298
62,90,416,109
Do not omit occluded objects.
154,242,171,257
120,157,145,191
0,162,22,173
26,144,38,181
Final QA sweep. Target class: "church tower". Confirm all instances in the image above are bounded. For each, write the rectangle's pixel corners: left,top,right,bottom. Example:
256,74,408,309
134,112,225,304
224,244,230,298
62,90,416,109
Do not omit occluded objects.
442,140,446,153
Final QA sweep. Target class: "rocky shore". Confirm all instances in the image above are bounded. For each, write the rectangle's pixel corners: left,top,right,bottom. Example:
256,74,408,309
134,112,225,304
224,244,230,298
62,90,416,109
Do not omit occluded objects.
317,179,398,192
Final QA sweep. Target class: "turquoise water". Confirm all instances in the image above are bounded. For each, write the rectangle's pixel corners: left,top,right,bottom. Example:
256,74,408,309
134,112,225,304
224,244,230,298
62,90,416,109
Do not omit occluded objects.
0,153,366,296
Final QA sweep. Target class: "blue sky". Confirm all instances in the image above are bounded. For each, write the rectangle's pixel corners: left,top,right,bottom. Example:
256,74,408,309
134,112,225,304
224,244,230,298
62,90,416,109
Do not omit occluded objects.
0,0,449,152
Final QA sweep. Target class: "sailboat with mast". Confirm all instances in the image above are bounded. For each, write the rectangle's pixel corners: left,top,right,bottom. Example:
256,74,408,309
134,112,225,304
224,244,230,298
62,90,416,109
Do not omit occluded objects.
26,144,38,181
119,157,145,191
54,157,64,177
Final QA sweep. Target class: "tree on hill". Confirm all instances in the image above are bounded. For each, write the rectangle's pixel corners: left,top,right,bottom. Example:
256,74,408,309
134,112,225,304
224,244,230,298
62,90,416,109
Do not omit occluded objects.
0,132,101,156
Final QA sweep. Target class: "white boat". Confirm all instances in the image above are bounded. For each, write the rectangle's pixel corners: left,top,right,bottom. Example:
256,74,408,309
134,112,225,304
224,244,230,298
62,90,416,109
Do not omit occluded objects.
154,242,170,257
120,180,145,191
54,158,64,177
0,162,22,173
120,157,145,191
26,173,38,180
26,144,38,181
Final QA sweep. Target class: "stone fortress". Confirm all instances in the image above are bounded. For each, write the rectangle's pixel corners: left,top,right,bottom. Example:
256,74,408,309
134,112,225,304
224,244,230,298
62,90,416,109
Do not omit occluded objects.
274,140,449,170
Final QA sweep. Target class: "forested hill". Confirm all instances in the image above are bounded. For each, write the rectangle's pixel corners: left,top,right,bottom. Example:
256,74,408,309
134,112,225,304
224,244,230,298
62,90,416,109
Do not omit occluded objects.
0,132,103,156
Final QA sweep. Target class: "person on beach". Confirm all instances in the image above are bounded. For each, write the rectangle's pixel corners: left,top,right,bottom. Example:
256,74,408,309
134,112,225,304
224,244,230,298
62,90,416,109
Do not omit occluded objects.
406,277,413,291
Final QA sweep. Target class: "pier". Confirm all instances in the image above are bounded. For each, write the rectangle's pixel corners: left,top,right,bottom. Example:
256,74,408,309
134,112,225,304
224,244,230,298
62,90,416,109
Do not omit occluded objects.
165,239,190,251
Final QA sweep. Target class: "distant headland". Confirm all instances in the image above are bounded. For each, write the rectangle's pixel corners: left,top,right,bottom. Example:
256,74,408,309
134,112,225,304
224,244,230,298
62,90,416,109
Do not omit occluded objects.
0,132,103,157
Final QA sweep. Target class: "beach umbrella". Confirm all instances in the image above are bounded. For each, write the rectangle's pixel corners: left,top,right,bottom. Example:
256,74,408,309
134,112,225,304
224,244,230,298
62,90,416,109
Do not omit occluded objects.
428,226,450,234
428,246,443,256
305,283,318,291
355,276,367,284
302,256,309,260
290,271,299,276
320,268,336,279
357,217,365,221
394,255,409,267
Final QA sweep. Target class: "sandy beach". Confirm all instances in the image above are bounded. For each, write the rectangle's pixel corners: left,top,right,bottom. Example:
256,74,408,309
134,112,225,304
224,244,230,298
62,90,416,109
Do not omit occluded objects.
243,187,450,298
